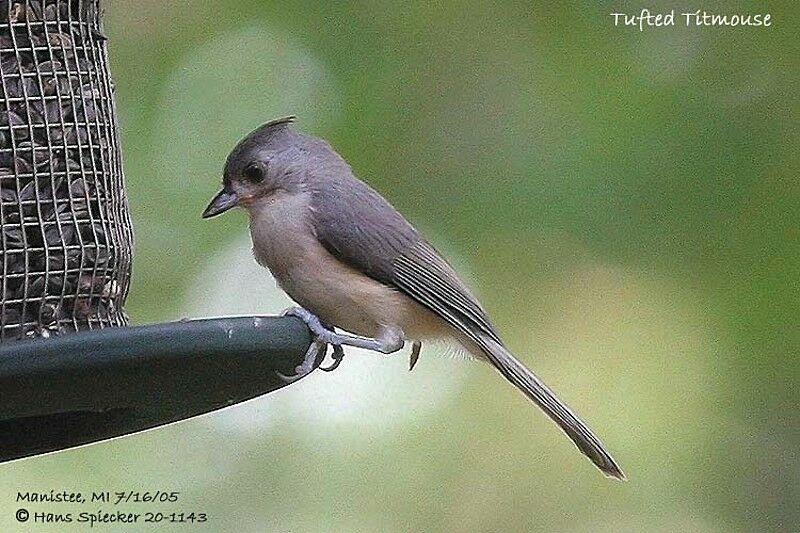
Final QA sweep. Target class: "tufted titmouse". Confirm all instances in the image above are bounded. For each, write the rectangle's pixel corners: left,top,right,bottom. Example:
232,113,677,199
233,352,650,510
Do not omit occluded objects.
203,117,625,479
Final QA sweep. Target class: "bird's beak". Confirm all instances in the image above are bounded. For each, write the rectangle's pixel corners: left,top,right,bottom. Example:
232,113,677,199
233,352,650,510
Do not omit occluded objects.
202,189,239,218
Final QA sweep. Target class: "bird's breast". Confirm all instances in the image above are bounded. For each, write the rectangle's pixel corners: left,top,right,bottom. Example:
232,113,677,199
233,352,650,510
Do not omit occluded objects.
247,190,315,279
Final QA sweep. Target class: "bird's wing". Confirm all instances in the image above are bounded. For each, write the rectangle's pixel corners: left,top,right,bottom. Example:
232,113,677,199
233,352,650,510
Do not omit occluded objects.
392,240,503,345
311,177,416,286
310,178,503,345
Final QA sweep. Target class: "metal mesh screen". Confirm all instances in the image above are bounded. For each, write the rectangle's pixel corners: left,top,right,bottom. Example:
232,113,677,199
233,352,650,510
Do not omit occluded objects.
0,0,132,341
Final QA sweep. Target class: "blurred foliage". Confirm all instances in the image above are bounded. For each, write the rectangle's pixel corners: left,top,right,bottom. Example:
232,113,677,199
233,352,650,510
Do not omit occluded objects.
1,1,798,531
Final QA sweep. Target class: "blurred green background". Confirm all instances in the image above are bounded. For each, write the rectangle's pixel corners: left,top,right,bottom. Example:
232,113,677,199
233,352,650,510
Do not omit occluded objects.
2,0,799,531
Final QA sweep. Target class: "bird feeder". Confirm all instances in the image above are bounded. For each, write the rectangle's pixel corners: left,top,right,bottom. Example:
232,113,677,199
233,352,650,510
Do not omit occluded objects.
0,0,317,463
0,0,131,338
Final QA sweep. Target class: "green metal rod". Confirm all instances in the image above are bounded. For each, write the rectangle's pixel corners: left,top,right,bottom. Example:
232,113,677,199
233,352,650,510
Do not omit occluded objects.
0,316,318,463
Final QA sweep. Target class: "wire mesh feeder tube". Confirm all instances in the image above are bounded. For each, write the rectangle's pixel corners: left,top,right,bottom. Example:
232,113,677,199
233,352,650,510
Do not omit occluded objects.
0,0,132,341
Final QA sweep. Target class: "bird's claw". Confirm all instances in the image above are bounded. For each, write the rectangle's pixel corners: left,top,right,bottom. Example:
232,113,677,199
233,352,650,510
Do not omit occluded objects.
277,339,326,383
320,344,345,372
409,340,422,371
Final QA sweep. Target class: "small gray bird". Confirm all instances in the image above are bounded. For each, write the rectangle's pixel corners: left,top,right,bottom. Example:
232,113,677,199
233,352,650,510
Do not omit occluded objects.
203,116,625,480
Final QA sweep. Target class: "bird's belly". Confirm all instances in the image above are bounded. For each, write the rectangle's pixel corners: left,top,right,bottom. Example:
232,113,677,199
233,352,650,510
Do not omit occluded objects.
263,248,443,342
275,248,432,338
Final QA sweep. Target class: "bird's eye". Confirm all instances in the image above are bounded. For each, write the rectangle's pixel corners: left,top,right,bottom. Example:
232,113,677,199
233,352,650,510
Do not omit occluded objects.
243,162,265,182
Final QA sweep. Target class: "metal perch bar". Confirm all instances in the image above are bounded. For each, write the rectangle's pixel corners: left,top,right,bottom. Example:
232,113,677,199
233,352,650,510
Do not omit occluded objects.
0,315,320,463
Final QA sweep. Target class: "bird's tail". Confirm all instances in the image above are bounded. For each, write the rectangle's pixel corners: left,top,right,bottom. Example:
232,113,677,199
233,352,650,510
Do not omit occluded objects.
476,335,625,480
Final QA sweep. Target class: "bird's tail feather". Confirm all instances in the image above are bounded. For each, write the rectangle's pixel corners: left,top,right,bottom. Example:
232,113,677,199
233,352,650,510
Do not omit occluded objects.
477,335,625,480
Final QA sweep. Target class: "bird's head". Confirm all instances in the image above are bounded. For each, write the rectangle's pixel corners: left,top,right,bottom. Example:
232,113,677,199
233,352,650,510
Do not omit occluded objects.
202,115,307,218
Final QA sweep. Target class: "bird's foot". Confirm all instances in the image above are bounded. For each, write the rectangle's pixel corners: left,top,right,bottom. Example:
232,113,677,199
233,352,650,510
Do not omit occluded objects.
281,307,406,376
280,307,347,378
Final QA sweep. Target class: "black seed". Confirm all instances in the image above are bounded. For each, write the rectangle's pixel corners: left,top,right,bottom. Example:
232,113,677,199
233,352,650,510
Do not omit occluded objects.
26,1,44,23
9,3,26,24
2,225,24,247
43,3,58,21
1,186,16,203
39,301,63,325
11,156,31,174
17,179,36,200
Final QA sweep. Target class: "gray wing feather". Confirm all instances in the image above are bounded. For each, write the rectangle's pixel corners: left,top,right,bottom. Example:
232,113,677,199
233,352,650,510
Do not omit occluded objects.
311,175,501,343
393,242,503,344
311,176,419,286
